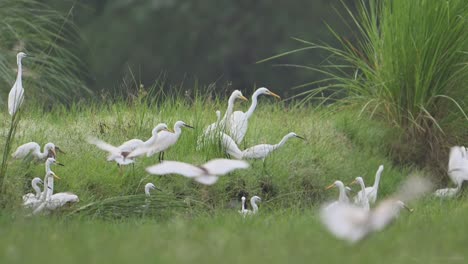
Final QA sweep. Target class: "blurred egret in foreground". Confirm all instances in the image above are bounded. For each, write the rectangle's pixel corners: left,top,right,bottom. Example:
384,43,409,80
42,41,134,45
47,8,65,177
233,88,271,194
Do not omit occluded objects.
434,146,468,197
239,196,261,216
8,52,28,116
146,159,249,185
320,176,431,243
350,177,370,211
22,177,43,208
354,165,384,204
227,87,280,144
12,142,63,161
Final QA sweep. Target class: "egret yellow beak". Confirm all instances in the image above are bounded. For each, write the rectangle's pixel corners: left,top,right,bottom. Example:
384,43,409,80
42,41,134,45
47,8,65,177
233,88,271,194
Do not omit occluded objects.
403,204,414,213
53,173,61,180
325,184,335,190
350,180,357,185
240,95,248,102
268,91,281,100
51,149,57,157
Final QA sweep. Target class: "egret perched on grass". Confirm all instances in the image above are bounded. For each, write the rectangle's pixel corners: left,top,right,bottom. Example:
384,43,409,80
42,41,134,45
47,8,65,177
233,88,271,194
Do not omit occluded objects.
8,52,28,116
22,177,43,208
227,87,281,144
146,159,249,185
242,132,305,161
324,180,350,211
202,90,248,139
238,196,248,215
320,176,430,243
12,142,63,161
37,158,64,203
137,120,194,161
88,123,171,165
434,146,468,198
354,165,384,204
242,196,262,216
350,177,370,211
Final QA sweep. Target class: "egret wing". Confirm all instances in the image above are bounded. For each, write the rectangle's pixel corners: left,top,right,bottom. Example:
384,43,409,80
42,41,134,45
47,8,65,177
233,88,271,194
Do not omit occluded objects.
202,159,249,176
87,137,120,154
146,161,204,177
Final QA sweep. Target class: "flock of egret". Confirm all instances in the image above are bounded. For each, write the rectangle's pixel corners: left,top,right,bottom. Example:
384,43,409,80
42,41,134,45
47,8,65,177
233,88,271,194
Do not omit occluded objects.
5,51,468,243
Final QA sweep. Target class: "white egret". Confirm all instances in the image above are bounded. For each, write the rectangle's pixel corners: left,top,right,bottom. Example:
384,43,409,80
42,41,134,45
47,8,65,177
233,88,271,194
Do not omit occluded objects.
242,132,305,161
12,142,63,161
140,120,194,161
320,176,431,243
88,123,171,164
197,110,222,150
239,196,262,216
8,52,28,116
144,183,161,196
146,159,249,185
227,87,281,144
238,196,249,215
22,177,43,208
37,157,64,204
219,132,243,159
354,165,384,204
434,146,468,198
324,180,350,211
350,177,370,211
202,90,248,140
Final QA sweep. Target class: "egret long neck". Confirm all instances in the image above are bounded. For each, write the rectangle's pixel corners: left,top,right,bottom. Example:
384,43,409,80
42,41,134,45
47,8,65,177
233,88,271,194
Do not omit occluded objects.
241,199,245,211
39,175,48,201
338,185,349,203
359,181,367,201
274,134,293,149
251,200,259,213
245,91,260,119
145,186,151,197
46,175,54,201
16,57,23,86
33,182,42,199
373,170,382,190
222,96,236,122
39,145,49,160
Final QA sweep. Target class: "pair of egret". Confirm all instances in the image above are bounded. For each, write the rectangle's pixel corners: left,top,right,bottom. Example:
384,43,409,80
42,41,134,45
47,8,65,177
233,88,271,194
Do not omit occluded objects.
320,176,430,243
22,158,79,214
434,146,468,197
12,142,64,161
8,52,28,116
88,121,193,166
324,165,384,211
146,159,249,185
238,195,261,216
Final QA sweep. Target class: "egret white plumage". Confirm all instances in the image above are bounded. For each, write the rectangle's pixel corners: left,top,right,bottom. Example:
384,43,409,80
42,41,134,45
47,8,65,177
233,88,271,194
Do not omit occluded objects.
202,91,248,140
324,180,350,211
320,176,431,243
242,132,305,161
350,177,370,211
238,196,249,215
88,123,171,164
138,120,194,161
22,177,43,208
239,196,261,216
219,132,243,159
434,146,468,198
144,182,161,196
146,159,249,185
354,165,384,204
8,52,28,116
12,142,63,161
227,87,280,144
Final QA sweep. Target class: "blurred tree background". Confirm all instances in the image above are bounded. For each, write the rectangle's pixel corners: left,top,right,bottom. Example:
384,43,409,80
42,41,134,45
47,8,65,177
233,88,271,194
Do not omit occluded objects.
32,0,353,98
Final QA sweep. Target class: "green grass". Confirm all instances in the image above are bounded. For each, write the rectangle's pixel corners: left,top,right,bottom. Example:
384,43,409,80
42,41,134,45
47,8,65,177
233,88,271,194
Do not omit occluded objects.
0,95,464,263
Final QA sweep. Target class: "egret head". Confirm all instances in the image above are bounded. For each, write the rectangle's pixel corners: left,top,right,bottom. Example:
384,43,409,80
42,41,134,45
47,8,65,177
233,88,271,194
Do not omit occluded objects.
241,196,246,202
45,143,56,158
326,180,344,190
257,87,281,100
17,52,28,60
32,177,43,185
350,177,364,186
251,196,262,203
45,157,64,167
175,121,194,129
230,90,248,102
47,171,61,180
287,132,306,140
152,123,172,135
145,182,160,196
395,200,413,212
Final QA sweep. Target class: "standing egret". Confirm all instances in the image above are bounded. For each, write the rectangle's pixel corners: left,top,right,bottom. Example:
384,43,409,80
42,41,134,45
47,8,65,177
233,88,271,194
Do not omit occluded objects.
242,132,305,161
146,159,249,185
197,110,222,150
240,196,262,216
227,87,281,144
434,146,468,197
320,176,430,243
37,158,64,203
238,196,249,215
350,177,370,211
88,123,171,164
12,142,63,161
143,121,194,161
23,177,43,208
354,165,384,204
8,52,28,116
220,132,243,159
203,90,247,138
324,180,350,211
